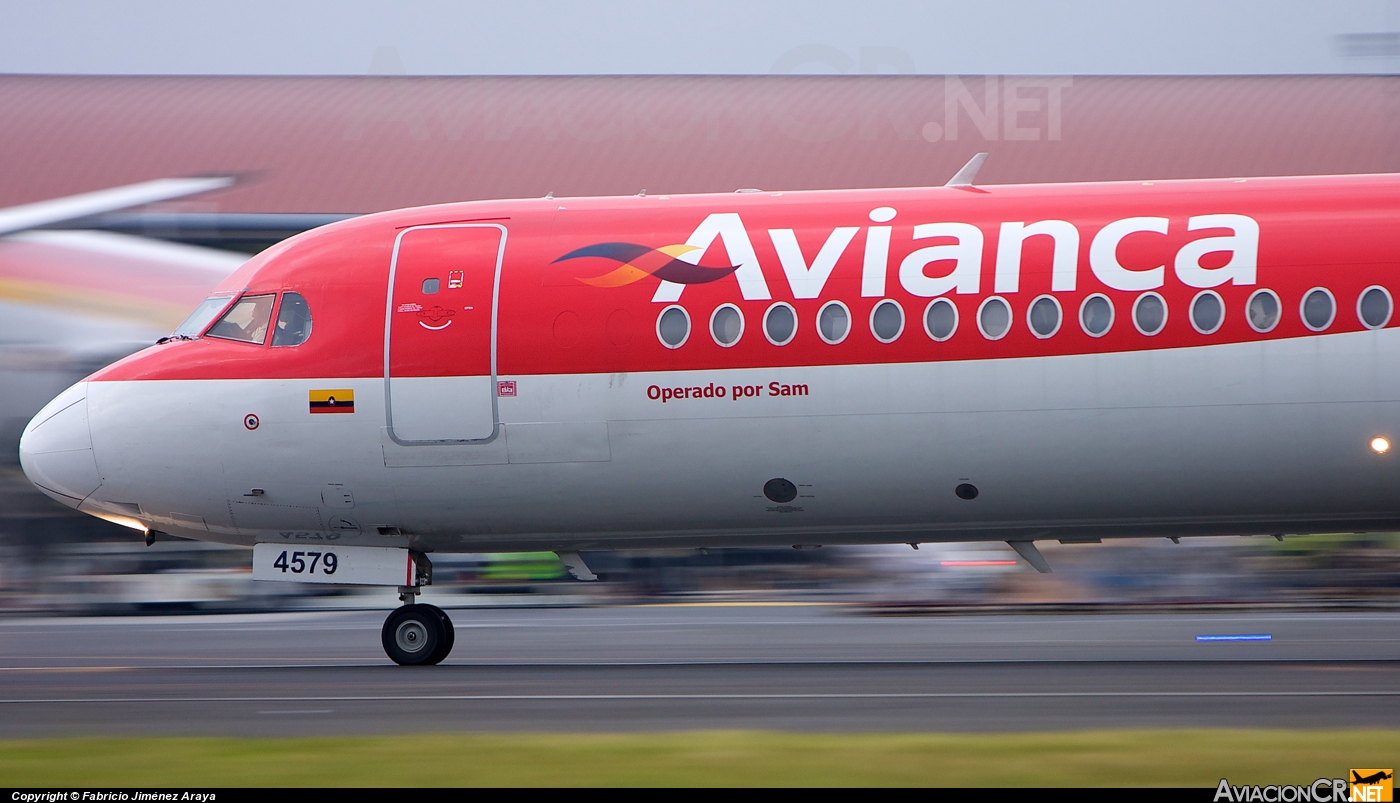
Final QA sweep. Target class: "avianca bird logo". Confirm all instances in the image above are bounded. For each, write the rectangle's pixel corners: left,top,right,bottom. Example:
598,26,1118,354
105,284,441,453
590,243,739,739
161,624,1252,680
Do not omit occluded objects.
554,242,740,287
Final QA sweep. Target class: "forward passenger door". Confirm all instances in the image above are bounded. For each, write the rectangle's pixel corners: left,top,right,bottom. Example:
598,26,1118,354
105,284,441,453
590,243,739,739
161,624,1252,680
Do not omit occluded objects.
385,224,505,443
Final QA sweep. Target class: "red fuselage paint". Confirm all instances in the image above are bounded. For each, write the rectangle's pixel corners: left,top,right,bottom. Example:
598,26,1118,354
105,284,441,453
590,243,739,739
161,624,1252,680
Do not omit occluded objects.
91,174,1399,384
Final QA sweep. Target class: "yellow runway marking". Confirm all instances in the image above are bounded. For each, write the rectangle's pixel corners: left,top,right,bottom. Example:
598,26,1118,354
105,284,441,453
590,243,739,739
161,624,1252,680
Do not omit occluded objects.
635,601,835,608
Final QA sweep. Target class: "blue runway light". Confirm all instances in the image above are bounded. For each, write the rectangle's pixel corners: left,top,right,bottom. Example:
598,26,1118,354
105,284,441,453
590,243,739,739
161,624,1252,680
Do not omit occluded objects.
1195,634,1272,642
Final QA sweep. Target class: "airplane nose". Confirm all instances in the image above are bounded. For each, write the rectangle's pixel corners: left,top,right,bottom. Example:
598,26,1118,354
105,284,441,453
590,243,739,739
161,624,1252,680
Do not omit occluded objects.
18,382,102,508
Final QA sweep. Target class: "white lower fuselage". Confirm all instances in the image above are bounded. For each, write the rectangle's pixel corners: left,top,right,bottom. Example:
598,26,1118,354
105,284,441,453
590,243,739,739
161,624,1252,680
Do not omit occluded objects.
63,327,1400,552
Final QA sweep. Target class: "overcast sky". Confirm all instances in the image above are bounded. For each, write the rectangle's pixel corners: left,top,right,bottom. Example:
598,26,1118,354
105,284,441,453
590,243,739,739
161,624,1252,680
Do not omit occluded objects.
4,0,1400,76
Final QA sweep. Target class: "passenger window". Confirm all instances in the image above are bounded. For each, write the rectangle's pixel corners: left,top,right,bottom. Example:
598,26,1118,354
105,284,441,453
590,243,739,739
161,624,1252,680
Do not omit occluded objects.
1133,292,1167,336
817,301,850,344
1301,288,1335,331
657,305,690,348
710,304,744,347
422,278,440,294
763,303,797,345
206,294,277,344
978,297,1011,340
272,292,314,347
1247,289,1281,333
924,298,958,341
1189,290,1224,334
1079,294,1113,337
1028,295,1061,338
870,299,904,343
1358,286,1392,329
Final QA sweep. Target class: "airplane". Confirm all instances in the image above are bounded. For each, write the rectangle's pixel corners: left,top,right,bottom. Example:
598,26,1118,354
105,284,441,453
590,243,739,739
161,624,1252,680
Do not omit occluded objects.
1352,771,1393,785
19,157,1400,664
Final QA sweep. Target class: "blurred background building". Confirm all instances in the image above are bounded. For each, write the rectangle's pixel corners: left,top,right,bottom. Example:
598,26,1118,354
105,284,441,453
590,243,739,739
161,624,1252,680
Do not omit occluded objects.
4,1,1400,612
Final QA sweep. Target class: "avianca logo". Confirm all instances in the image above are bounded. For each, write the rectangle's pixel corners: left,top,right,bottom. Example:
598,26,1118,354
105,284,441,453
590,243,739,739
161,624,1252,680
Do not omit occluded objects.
557,208,1260,302
555,242,739,287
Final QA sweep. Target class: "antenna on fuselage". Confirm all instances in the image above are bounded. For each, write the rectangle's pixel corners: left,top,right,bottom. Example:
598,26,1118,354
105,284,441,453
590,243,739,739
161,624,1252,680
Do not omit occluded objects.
544,191,553,199
945,152,989,188
1007,539,1051,573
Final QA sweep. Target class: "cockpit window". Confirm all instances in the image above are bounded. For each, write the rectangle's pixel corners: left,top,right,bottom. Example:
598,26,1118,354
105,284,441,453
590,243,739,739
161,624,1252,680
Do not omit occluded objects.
171,296,235,338
206,294,276,344
272,292,313,346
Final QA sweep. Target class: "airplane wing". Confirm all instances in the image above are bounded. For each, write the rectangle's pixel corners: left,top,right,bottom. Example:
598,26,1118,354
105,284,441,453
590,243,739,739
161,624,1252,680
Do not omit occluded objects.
0,178,247,459
0,229,246,340
0,176,235,238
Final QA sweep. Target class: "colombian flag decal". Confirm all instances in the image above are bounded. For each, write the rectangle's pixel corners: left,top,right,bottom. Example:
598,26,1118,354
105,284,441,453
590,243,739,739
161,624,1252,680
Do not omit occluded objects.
309,389,355,414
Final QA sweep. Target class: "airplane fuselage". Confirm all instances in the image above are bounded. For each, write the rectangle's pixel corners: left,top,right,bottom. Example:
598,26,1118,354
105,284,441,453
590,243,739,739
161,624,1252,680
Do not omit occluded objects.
20,173,1400,553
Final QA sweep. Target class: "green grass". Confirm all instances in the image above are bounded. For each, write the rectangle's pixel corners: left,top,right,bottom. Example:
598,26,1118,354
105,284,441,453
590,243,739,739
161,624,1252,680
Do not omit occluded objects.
1,730,1395,786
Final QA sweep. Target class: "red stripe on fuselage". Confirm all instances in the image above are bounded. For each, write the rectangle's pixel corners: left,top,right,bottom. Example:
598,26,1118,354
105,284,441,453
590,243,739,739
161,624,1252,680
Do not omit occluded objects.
88,174,1400,383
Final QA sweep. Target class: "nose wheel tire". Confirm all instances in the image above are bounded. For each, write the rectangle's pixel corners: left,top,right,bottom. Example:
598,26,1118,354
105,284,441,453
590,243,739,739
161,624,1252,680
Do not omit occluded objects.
428,605,454,664
382,603,453,665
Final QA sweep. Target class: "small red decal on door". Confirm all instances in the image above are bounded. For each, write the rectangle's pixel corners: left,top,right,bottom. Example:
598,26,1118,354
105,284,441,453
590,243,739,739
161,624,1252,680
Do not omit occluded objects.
417,305,455,330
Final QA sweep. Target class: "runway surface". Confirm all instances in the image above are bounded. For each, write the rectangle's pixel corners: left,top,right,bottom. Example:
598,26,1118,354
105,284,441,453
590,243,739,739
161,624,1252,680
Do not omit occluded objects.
0,604,1397,736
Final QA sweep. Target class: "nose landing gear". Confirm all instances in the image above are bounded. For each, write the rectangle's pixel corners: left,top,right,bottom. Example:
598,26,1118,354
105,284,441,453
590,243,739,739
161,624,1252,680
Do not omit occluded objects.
381,586,454,665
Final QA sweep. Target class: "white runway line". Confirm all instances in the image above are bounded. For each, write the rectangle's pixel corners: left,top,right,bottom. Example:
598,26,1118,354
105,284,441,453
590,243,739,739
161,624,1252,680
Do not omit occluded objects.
3,655,1396,670
1,690,1398,704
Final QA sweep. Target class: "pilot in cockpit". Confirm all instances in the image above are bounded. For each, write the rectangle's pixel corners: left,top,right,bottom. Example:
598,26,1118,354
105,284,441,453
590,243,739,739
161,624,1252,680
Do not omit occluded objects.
206,293,275,344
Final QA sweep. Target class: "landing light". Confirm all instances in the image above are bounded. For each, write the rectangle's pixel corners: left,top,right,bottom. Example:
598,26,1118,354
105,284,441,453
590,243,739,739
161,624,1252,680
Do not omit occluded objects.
90,512,147,531
1371,436,1391,454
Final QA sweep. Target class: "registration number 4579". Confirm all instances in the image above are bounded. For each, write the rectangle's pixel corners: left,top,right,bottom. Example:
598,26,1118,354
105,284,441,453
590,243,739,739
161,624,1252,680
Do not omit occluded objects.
271,550,338,576
252,542,417,586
